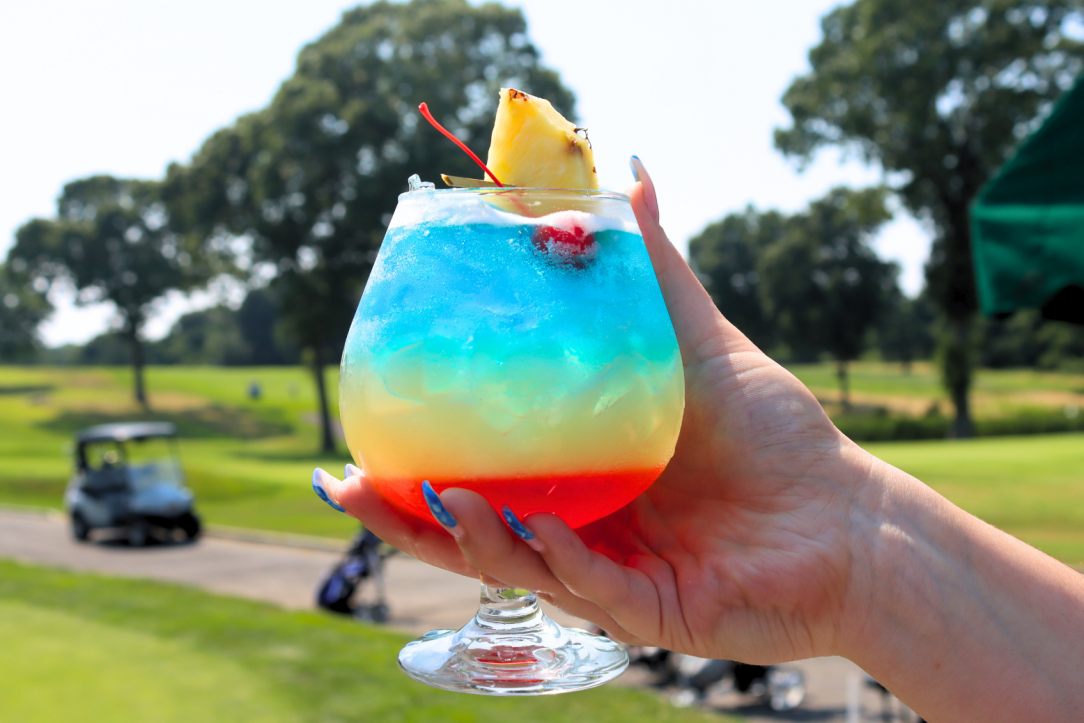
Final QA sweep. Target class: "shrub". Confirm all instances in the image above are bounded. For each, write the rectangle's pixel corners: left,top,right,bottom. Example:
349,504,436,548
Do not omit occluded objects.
835,407,1084,442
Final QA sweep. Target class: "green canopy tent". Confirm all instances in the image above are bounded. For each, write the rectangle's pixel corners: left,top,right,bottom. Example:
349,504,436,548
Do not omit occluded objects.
971,76,1084,325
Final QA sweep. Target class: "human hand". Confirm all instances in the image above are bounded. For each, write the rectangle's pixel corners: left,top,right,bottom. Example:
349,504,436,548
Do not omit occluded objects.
320,156,873,664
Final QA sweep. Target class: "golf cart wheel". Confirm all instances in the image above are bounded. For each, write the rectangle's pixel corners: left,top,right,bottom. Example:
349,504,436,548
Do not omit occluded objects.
128,520,150,547
179,512,201,541
71,513,90,542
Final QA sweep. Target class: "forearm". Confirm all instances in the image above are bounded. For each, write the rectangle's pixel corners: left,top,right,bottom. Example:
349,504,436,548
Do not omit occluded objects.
839,447,1084,722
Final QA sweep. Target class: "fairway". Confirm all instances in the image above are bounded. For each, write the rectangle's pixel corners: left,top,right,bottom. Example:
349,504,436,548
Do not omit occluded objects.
2,364,1083,564
0,365,358,539
0,560,727,723
867,433,1084,566
788,361,1084,418
0,601,285,723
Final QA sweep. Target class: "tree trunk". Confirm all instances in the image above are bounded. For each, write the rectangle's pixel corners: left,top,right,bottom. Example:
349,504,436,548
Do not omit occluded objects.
836,359,851,411
127,328,149,411
311,345,336,453
941,316,974,438
931,180,980,440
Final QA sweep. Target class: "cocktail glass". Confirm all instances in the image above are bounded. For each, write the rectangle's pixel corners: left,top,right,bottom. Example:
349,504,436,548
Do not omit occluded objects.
339,179,684,695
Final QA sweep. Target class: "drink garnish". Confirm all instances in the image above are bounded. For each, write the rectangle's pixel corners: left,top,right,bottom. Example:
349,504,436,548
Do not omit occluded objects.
487,88,599,190
440,174,500,189
418,102,504,187
532,211,598,265
421,91,601,262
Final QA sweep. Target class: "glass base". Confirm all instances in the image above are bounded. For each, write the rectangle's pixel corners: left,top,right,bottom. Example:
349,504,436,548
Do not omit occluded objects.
397,584,629,695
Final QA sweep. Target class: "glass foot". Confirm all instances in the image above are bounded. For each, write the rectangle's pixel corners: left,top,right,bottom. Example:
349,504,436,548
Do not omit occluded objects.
397,584,629,695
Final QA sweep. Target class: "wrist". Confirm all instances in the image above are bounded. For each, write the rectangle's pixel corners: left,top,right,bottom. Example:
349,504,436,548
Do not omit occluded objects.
829,441,951,665
794,436,904,660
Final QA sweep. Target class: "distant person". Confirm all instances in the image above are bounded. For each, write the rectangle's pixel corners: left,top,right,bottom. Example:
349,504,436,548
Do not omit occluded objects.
100,449,119,469
314,158,1084,722
248,382,261,401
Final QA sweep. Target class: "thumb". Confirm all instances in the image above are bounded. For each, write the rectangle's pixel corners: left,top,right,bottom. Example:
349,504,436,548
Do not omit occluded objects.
626,156,744,364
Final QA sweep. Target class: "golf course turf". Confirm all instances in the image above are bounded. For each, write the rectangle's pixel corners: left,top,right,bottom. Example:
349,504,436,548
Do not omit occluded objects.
2,364,1083,564
0,559,728,723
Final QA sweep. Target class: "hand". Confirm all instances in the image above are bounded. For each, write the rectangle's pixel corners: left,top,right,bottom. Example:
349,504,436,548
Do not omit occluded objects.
323,157,871,663
323,159,1084,720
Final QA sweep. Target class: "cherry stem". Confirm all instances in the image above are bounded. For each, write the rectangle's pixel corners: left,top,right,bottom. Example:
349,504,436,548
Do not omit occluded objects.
418,103,504,187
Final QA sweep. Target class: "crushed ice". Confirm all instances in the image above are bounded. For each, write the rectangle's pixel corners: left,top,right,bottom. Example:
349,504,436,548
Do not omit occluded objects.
407,174,435,192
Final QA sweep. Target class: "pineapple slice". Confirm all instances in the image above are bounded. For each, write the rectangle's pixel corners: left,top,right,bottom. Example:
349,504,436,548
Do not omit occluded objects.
486,88,599,190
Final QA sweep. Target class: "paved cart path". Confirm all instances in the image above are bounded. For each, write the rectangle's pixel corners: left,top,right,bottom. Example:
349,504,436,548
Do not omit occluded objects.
0,509,911,722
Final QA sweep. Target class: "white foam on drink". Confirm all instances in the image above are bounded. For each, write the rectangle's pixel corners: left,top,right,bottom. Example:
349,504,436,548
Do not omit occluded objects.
390,189,638,234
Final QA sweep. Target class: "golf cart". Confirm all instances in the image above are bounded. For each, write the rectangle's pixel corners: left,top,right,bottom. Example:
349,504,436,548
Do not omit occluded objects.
66,422,201,546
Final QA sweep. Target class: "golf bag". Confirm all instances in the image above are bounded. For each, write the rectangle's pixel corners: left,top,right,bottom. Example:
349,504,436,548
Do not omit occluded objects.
316,528,392,622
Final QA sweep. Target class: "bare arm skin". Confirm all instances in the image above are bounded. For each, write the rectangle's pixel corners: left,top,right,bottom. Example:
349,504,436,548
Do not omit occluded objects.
842,456,1084,721
323,158,1084,722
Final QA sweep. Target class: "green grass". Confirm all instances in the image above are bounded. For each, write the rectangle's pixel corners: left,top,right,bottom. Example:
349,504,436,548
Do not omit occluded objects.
789,361,1084,398
866,433,1084,566
3,363,1084,563
0,365,357,539
0,601,286,722
0,559,729,723
788,361,1084,419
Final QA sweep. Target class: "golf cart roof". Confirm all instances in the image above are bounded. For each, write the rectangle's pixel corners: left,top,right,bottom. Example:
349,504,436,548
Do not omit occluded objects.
76,422,177,445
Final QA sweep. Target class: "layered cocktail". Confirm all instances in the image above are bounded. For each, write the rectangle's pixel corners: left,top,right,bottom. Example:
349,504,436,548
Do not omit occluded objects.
337,89,683,695
339,189,683,530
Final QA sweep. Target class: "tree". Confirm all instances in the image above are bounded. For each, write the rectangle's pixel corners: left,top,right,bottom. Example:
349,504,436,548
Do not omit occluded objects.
775,0,1084,435
8,177,220,407
688,207,787,352
690,188,899,403
0,263,52,361
235,288,300,366
758,188,898,408
874,291,938,370
166,0,576,451
75,332,139,366
155,306,251,365
979,308,1084,370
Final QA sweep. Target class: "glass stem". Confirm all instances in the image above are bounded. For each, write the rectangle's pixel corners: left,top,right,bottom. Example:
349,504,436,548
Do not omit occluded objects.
474,584,545,630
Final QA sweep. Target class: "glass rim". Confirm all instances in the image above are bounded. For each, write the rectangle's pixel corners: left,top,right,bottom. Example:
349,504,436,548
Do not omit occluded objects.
399,187,631,202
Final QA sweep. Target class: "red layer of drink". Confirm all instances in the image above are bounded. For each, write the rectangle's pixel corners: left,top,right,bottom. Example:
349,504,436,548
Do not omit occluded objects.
374,467,664,531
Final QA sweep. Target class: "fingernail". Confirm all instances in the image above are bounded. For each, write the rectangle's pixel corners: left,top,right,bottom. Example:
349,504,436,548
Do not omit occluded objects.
422,481,460,534
345,463,362,478
630,155,659,223
312,468,346,513
501,505,535,539
502,505,546,552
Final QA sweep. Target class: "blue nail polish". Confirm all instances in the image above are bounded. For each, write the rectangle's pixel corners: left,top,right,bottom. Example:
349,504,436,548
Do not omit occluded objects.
502,505,535,540
345,463,361,478
422,481,457,528
312,469,346,512
630,155,641,182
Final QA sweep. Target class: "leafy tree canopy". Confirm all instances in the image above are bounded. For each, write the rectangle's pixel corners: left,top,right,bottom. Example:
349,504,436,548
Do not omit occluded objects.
165,0,576,450
8,176,224,405
775,0,1084,433
688,207,788,352
0,263,52,361
775,0,1083,319
873,291,938,367
759,187,897,365
689,187,898,404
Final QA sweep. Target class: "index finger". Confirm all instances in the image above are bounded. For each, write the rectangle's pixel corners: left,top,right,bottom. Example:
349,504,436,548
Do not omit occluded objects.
322,468,478,579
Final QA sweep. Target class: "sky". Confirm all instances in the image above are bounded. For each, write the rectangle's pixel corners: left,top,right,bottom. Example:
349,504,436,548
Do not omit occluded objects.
0,0,931,347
